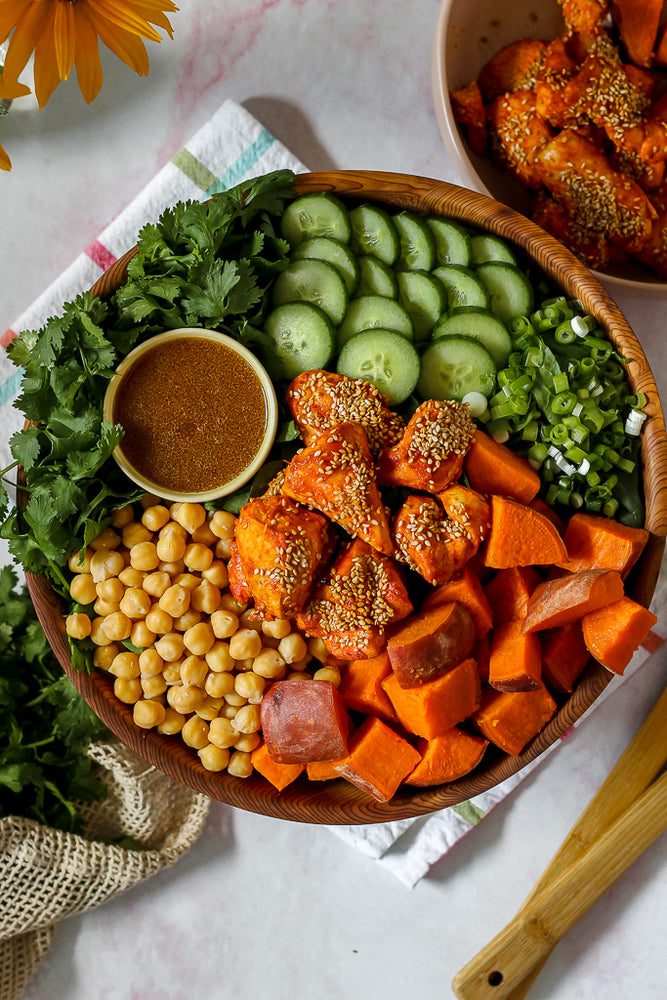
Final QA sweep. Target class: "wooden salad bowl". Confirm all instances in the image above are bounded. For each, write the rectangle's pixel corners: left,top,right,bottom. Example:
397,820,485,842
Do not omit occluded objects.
26,171,667,825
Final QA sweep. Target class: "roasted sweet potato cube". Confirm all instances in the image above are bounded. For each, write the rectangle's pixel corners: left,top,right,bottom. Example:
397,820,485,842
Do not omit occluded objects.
283,420,394,556
251,743,306,791
471,684,557,756
297,539,413,660
489,619,543,692
485,566,542,626
405,728,489,786
540,621,591,693
338,652,399,724
376,399,476,493
382,657,481,739
260,680,350,764
488,91,555,190
477,38,548,102
232,495,331,619
333,716,422,803
421,564,494,636
386,600,477,688
392,495,474,586
556,511,649,576
286,369,404,455
581,596,657,674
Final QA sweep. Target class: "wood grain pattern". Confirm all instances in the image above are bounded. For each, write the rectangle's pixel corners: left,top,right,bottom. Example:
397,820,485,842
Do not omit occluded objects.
24,171,667,824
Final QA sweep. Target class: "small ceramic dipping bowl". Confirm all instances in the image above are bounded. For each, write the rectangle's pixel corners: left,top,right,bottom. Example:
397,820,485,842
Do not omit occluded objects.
102,328,278,503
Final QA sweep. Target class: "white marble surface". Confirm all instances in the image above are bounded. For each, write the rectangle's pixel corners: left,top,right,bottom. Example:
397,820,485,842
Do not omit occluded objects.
2,2,666,998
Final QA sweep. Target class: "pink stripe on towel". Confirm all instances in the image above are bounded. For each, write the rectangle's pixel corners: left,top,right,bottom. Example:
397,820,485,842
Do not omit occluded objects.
85,240,118,272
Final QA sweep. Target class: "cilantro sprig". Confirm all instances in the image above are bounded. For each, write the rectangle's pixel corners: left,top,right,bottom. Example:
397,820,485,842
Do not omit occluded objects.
0,170,297,604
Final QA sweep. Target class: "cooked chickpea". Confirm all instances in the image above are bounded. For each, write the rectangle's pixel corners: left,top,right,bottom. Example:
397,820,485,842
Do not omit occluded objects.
261,618,291,639
172,501,207,534
191,580,220,614
139,647,164,677
167,683,205,715
234,732,261,753
183,542,213,573
93,643,120,669
227,750,253,778
180,655,208,687
196,696,226,721
155,526,187,563
234,657,255,672
218,593,247,615
191,520,217,546
141,504,171,532
133,699,166,729
155,632,185,662
313,665,341,686
278,632,308,664
130,541,160,572
65,613,92,640
121,522,153,548
307,636,330,661
90,548,125,583
140,492,161,509
181,715,209,749
183,621,215,656
118,587,152,619
118,566,146,589
111,505,135,529
209,509,236,540
90,617,115,646
201,560,229,589
100,611,132,641
95,577,125,604
161,660,182,685
108,651,140,679
234,672,266,704
289,655,313,671
215,537,233,561
198,743,230,772
208,716,238,749
204,670,235,699
219,703,240,720
224,691,247,708
252,648,286,679
173,609,202,632
157,707,185,735
90,527,122,551
173,572,200,591
158,559,185,576
144,605,174,635
210,609,239,640
229,628,262,661
205,641,235,674
158,584,190,618
93,598,120,617
286,671,312,682
131,620,157,649
68,548,93,574
141,673,167,699
69,573,97,605
113,676,143,704
142,571,171,598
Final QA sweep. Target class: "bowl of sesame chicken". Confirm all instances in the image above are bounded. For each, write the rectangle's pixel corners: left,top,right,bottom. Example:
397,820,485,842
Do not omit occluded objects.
433,0,667,293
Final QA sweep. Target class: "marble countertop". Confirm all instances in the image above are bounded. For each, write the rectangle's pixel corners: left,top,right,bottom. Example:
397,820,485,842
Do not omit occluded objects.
3,3,666,998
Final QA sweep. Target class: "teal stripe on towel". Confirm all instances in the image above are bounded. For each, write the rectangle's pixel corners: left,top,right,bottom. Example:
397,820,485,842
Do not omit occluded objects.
206,129,276,195
0,370,22,408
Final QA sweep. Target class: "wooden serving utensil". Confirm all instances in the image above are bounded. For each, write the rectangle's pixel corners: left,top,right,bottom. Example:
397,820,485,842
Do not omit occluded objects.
452,682,667,1000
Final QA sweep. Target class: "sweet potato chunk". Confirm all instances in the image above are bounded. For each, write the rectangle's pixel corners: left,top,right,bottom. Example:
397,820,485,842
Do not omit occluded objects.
557,511,649,576
333,716,422,803
485,566,542,626
471,684,558,756
581,596,658,674
421,564,494,636
260,680,350,764
392,495,474,586
464,430,541,503
338,652,399,724
382,657,481,739
521,569,625,632
540,621,591,692
489,619,543,692
405,728,489,786
386,601,477,688
251,743,306,791
482,495,569,568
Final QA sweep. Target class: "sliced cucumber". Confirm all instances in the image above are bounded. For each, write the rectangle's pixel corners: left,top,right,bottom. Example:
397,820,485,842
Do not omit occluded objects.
393,211,436,271
262,302,336,381
337,295,414,349
427,218,472,266
432,306,512,368
432,264,491,310
292,237,359,295
280,193,351,246
273,258,349,326
350,204,400,265
396,270,448,343
470,234,517,265
356,255,398,299
337,328,420,405
475,262,535,325
417,336,497,402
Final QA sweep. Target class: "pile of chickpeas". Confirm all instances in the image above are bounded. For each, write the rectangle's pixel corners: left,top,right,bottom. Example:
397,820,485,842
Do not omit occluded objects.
65,496,342,776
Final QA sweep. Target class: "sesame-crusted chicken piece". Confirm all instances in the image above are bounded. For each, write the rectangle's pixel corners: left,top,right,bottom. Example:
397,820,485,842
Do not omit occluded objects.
392,495,474,587
449,80,488,156
534,38,581,126
634,181,667,278
282,421,394,557
536,128,657,252
530,189,627,269
376,399,476,495
297,539,413,660
477,38,549,103
232,495,333,620
285,369,405,456
611,0,663,69
262,466,287,497
609,145,665,191
437,484,491,549
487,91,556,190
558,0,609,39
227,541,253,604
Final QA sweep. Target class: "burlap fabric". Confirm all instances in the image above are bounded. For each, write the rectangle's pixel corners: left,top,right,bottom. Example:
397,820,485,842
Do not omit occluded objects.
0,740,210,1000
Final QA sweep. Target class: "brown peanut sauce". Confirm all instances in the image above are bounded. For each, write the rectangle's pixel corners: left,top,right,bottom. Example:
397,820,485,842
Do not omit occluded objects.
113,337,268,494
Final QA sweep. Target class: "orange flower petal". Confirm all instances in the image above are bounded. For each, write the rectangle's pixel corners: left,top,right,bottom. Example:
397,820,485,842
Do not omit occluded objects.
32,5,62,109
3,0,52,79
0,76,31,99
124,0,179,38
53,0,76,80
0,0,32,45
72,5,103,105
86,6,149,76
0,141,12,171
86,0,162,42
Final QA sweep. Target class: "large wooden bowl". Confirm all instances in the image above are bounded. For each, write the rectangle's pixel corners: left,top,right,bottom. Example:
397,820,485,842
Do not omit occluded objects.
27,170,667,825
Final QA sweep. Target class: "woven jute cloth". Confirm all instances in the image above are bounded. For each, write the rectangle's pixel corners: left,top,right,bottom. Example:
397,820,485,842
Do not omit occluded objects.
0,740,210,1000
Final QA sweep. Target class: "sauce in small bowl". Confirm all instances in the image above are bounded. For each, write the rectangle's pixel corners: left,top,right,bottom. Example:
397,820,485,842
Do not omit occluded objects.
103,328,278,502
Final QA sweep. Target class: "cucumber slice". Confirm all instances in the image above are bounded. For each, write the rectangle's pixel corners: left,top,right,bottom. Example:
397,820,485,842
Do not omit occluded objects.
396,270,448,342
393,211,436,271
273,258,349,326
292,236,359,295
432,306,512,367
417,336,497,402
337,328,420,406
350,204,400,265
356,255,398,298
262,302,336,381
432,264,491,310
337,295,414,349
475,262,535,325
280,193,351,246
426,218,472,266
470,234,517,265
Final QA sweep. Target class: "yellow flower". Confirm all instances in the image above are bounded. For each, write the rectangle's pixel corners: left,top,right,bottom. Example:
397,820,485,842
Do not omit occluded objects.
0,72,31,170
0,0,179,109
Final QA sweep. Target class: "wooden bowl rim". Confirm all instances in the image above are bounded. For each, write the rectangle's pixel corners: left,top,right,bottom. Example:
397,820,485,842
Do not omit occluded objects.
26,169,667,825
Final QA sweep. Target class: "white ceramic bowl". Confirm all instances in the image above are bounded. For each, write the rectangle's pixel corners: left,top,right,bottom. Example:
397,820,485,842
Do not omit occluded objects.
431,0,667,298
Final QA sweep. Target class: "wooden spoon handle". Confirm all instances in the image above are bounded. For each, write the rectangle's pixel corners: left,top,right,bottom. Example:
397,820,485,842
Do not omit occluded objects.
452,770,667,1000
